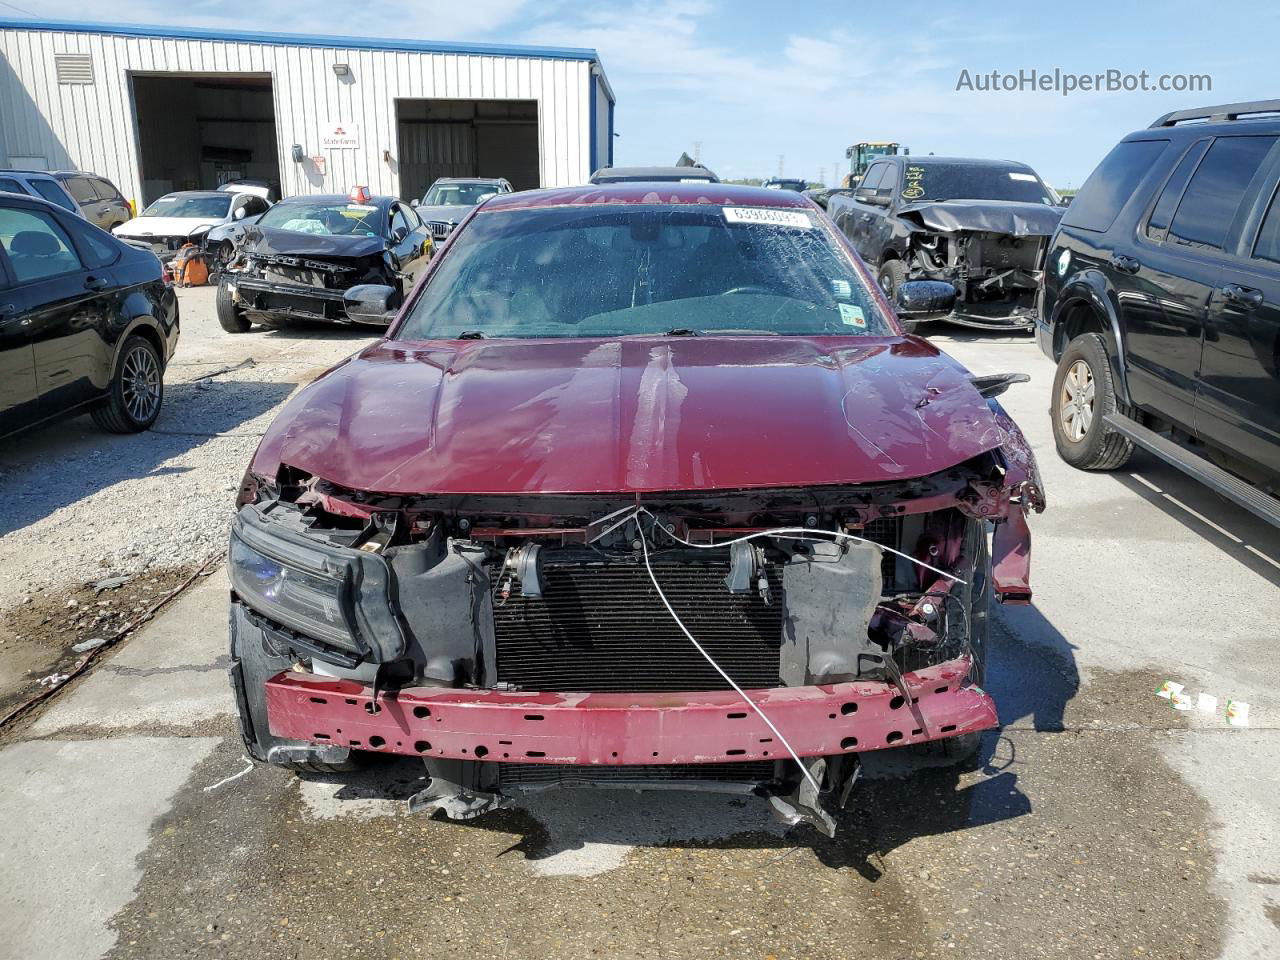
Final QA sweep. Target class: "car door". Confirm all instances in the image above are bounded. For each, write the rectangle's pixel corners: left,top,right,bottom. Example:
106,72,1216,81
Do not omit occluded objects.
1196,164,1280,476
390,202,430,283
89,177,131,229
842,162,888,258
0,204,116,416
1121,134,1277,431
0,243,39,437
63,175,107,227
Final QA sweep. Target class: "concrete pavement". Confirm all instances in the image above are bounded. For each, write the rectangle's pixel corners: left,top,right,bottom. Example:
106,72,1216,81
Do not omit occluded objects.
0,324,1276,959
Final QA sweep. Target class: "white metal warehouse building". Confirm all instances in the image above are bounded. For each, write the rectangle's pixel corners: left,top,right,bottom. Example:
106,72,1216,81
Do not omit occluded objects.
0,19,615,207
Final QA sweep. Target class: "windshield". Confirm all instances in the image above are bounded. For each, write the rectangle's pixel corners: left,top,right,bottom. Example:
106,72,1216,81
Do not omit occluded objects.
422,183,498,207
140,195,231,219
900,163,1056,204
394,204,893,340
256,200,384,237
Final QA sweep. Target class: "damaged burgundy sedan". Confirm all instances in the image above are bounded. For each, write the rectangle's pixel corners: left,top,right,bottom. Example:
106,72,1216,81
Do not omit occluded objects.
228,184,1043,836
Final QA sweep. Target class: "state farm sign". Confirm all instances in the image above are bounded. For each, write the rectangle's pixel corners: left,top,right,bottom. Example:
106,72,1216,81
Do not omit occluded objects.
320,122,360,149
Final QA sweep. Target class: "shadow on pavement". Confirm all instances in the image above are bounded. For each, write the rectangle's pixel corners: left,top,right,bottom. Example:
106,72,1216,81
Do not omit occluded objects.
1111,449,1280,587
0,378,296,537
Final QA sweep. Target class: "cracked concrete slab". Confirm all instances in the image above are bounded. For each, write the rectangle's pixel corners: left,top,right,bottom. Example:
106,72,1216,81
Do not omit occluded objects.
31,571,232,735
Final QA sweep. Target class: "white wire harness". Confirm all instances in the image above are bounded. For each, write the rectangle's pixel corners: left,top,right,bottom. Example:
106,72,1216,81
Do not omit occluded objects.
619,505,966,801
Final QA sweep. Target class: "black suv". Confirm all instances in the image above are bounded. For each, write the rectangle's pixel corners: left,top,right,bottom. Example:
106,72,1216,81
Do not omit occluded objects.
1040,99,1280,525
0,192,179,440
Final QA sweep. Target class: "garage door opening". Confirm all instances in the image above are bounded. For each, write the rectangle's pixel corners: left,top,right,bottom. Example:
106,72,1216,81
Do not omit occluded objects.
396,99,539,200
131,73,280,206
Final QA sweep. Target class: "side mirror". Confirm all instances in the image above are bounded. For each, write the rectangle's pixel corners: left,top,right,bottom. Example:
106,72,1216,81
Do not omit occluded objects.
410,198,419,207
391,225,408,243
343,284,399,326
1058,196,1073,207
896,280,957,320
233,207,247,220
865,193,891,207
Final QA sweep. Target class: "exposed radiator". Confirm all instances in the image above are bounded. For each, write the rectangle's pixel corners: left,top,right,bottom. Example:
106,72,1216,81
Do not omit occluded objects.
491,560,783,693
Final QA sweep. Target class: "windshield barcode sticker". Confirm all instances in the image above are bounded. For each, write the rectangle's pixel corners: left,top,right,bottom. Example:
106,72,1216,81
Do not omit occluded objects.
1008,172,1037,182
723,207,812,229
838,303,866,328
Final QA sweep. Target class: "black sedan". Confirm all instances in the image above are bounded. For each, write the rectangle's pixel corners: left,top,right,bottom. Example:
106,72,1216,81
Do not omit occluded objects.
215,190,432,332
0,192,179,440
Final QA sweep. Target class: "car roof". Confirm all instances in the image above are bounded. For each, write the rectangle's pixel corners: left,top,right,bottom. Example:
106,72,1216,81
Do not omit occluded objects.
275,193,394,207
591,166,720,181
885,156,1036,169
482,182,810,211
49,170,101,177
155,190,228,199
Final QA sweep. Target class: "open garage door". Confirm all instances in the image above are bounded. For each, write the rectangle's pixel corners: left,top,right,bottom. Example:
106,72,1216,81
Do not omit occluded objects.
397,99,539,200
131,74,280,206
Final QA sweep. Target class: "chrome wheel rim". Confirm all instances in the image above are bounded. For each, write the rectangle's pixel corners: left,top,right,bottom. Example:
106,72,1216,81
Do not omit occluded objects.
122,344,161,423
1058,359,1094,442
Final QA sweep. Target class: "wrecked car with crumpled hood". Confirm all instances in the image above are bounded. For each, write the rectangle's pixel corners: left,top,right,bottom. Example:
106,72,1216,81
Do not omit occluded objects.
828,156,1066,331
214,189,431,333
227,183,1044,837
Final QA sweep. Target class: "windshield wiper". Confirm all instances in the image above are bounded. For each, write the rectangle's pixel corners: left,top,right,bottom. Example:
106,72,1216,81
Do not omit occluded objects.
663,328,700,336
455,330,487,340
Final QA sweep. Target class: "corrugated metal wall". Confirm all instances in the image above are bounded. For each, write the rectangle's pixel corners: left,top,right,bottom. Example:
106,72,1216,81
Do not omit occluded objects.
0,25,600,206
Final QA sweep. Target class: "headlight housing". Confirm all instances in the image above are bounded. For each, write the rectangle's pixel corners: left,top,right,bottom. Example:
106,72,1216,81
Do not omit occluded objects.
229,502,406,661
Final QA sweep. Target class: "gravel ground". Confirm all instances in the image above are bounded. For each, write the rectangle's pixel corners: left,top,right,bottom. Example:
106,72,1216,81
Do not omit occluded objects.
0,285,374,702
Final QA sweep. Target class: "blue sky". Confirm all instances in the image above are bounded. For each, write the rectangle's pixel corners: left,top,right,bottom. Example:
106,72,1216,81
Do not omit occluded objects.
9,0,1276,187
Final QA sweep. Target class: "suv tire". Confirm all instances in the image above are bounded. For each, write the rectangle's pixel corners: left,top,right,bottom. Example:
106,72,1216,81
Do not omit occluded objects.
878,259,917,334
91,335,164,433
1052,332,1134,470
216,281,251,333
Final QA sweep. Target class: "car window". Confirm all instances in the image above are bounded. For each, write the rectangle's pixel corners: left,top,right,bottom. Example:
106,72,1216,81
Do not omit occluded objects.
242,196,269,217
140,194,232,219
90,178,121,202
1061,139,1169,233
64,176,98,204
61,215,119,268
857,164,886,196
1145,140,1210,242
1250,183,1280,265
1168,136,1278,252
0,205,84,282
395,204,894,340
874,164,897,199
391,205,412,237
0,177,27,194
257,199,382,236
29,179,78,212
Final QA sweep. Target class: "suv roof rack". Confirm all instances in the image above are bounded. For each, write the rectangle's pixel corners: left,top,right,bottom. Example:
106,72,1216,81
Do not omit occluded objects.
1150,99,1280,128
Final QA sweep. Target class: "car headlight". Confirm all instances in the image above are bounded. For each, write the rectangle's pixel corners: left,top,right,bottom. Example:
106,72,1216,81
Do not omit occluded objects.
229,535,355,650
228,503,407,660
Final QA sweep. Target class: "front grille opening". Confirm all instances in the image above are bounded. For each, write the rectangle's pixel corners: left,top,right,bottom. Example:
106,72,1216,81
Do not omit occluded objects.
499,761,777,788
491,560,783,692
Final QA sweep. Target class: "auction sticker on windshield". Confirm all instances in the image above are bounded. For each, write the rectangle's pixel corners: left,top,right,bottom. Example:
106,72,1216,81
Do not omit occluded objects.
723,207,812,229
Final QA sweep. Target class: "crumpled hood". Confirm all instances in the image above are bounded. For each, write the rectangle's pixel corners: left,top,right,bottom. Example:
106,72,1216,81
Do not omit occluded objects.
414,204,471,223
239,225,387,259
898,200,1063,237
114,216,220,237
251,336,1008,495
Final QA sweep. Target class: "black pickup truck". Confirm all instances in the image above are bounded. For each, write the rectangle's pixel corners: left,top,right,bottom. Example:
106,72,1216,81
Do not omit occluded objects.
1040,99,1280,526
828,155,1064,332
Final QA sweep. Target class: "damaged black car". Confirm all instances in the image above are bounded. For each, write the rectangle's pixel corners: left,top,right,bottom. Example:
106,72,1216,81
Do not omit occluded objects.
215,189,432,333
828,156,1066,332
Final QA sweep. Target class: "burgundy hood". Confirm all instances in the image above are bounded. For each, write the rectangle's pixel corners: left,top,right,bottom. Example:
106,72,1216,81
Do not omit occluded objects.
251,336,1007,495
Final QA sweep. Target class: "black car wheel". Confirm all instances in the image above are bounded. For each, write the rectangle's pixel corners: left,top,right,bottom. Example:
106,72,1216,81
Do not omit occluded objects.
878,259,917,334
92,335,164,433
216,281,251,333
1051,333,1134,470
